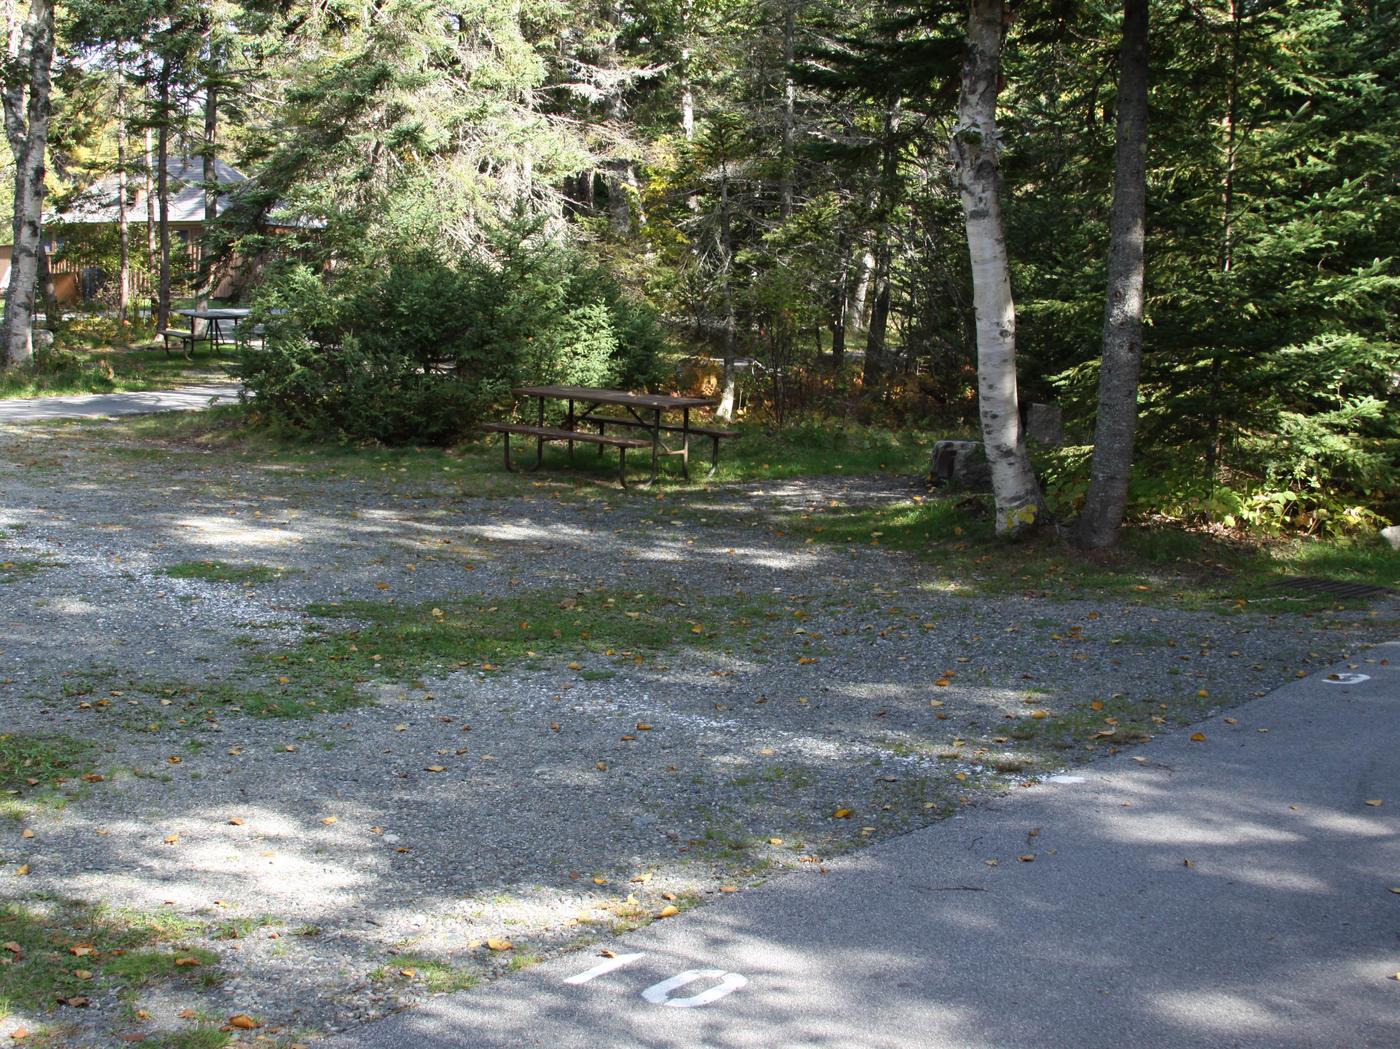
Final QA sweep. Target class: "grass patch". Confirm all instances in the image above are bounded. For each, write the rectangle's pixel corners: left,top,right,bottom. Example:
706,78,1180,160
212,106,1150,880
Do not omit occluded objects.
0,901,220,1022
0,734,93,792
133,1028,232,1049
786,494,1399,609
0,342,236,400
161,561,287,586
297,587,772,682
145,588,778,721
997,691,1221,754
0,560,64,584
371,955,478,994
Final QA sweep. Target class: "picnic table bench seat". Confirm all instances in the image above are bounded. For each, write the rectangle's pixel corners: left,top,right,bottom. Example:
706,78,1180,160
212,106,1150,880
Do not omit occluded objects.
584,414,739,473
481,422,652,487
159,328,195,357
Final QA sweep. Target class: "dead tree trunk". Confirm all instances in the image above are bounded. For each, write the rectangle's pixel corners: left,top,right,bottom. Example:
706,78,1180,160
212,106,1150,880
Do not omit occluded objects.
0,0,55,368
1076,0,1149,549
951,0,1043,537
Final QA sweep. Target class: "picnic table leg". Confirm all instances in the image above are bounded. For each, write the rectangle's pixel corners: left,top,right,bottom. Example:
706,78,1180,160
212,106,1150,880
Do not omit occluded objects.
681,406,691,481
650,408,661,485
535,396,545,467
566,398,575,460
617,446,629,488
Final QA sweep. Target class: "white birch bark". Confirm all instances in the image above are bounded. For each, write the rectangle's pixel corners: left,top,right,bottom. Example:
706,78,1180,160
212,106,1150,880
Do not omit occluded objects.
951,0,1043,536
1,0,54,367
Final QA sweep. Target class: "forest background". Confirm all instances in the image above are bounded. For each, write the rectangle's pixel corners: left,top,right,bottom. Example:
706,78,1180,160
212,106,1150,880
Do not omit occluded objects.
0,0,1395,546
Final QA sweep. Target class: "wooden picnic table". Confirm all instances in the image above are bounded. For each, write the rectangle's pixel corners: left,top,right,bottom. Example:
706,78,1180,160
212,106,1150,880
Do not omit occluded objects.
482,384,735,488
176,307,252,345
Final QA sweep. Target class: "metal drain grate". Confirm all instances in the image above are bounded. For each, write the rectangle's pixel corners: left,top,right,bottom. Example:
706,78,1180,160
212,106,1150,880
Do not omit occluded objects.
1268,576,1397,599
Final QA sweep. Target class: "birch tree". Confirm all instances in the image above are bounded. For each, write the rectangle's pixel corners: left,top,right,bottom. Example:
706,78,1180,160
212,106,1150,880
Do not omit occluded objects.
1076,0,1148,549
950,0,1042,536
1,0,55,367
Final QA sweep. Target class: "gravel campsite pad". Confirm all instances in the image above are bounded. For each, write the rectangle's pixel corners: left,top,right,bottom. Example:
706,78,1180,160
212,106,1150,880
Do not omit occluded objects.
0,419,1394,1048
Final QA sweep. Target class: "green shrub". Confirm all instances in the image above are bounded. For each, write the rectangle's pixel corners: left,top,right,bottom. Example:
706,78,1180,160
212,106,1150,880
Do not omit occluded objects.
235,237,668,445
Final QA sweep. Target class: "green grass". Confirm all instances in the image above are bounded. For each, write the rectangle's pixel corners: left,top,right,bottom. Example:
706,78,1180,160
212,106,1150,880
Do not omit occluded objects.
133,1028,232,1049
0,734,93,792
140,588,780,721
0,901,221,1022
784,494,1399,609
0,342,236,400
161,561,287,585
370,954,479,993
995,690,1221,754
0,559,64,583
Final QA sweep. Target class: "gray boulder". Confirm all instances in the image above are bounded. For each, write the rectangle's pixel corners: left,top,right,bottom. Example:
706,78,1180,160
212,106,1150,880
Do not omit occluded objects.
931,440,991,491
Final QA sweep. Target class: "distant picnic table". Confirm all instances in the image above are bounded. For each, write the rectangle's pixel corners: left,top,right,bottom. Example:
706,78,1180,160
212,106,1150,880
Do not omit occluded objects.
162,308,260,356
482,384,737,488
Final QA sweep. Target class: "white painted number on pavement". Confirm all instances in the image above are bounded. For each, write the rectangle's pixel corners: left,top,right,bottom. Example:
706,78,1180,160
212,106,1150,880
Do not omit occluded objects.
1324,673,1371,685
564,953,644,985
640,969,749,1008
565,953,749,1009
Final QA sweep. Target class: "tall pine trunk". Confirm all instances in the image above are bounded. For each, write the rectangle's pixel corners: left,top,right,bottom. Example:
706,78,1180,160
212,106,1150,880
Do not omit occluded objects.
716,154,738,420
862,104,898,391
195,35,218,328
144,107,157,314
1,0,55,368
778,0,797,220
952,0,1043,537
156,62,172,332
116,66,132,327
1076,0,1149,549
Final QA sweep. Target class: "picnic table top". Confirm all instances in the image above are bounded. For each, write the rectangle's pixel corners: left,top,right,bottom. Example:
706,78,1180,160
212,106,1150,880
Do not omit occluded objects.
513,385,718,411
177,307,253,320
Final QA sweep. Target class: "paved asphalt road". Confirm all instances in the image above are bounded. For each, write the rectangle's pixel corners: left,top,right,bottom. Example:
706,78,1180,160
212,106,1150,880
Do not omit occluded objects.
0,383,239,422
327,642,1400,1049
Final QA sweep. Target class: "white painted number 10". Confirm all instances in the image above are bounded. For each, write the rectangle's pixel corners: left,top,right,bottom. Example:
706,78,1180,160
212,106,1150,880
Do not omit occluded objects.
565,952,748,1009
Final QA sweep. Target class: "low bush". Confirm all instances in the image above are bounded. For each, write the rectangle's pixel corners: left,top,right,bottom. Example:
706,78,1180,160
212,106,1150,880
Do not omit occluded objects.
235,233,669,445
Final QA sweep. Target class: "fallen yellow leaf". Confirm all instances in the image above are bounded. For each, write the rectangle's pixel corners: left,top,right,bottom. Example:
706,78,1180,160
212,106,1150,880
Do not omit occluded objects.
1364,799,1383,807
833,808,853,819
321,816,338,825
658,905,680,918
174,957,201,967
228,1014,260,1030
486,938,513,951
1190,732,1207,742
425,765,446,773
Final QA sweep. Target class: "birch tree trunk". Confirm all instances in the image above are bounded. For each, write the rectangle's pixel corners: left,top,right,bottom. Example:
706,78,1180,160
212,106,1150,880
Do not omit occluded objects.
1076,0,1149,549
0,0,54,368
951,0,1043,537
